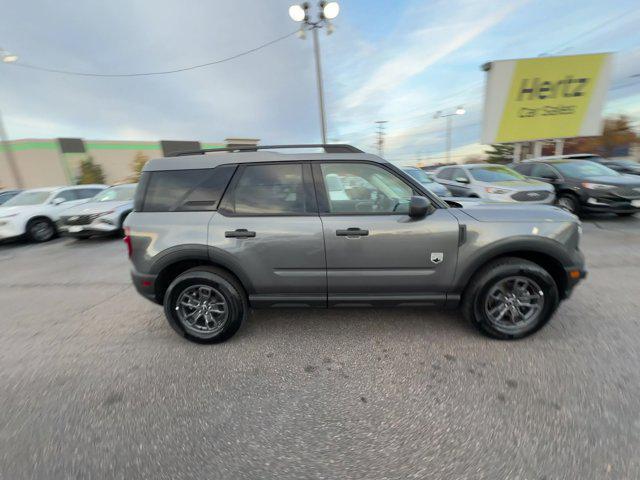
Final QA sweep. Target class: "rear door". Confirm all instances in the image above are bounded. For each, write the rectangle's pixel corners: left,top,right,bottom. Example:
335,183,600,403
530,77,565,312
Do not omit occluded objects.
313,161,459,307
209,162,326,307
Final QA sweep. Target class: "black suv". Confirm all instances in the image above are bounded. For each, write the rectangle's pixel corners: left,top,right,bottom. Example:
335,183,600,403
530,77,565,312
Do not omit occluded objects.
511,159,640,217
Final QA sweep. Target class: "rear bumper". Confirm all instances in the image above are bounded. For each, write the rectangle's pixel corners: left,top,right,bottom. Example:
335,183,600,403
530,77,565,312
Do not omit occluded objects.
131,269,160,304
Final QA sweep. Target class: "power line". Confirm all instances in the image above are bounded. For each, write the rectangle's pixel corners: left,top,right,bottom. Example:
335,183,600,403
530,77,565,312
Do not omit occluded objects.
6,30,298,78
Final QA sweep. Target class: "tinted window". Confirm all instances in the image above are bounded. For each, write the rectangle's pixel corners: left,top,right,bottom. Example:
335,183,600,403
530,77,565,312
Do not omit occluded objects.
469,166,524,182
436,168,453,180
319,163,413,214
93,184,137,202
76,188,104,199
530,164,559,179
4,190,52,206
512,163,533,176
230,163,307,215
451,168,469,182
54,190,79,202
403,168,434,184
142,166,236,212
553,160,619,178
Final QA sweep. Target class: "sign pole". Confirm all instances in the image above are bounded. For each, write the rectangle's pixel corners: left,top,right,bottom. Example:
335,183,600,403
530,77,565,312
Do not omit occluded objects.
554,139,564,156
513,143,522,163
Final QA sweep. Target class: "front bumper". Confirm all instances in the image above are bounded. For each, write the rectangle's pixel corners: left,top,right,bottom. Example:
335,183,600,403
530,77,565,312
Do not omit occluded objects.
57,220,120,237
562,249,587,299
0,221,24,240
580,195,640,214
484,192,555,204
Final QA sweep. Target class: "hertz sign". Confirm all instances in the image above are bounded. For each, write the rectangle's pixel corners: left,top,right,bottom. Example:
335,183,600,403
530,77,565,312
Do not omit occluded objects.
482,53,612,144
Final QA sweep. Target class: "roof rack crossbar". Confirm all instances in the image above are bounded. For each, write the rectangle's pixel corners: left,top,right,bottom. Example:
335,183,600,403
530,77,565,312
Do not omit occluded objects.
170,144,363,157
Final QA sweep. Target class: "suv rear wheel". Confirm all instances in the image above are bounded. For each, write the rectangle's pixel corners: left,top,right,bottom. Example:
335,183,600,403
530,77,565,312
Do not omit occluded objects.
163,267,247,343
557,194,579,215
462,258,559,339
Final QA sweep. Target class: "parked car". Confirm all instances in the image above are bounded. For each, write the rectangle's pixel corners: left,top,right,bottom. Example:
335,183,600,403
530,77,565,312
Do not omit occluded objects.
58,183,137,239
591,158,640,176
0,184,106,242
433,164,555,204
0,189,21,205
401,167,451,197
124,144,585,344
510,159,640,217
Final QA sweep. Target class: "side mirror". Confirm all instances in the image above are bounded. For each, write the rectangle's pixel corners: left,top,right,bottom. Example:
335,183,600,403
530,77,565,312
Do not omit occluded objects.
52,197,65,205
409,196,434,218
455,176,469,184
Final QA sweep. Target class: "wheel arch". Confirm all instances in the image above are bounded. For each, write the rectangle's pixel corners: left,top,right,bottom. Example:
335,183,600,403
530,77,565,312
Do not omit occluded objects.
456,238,571,301
150,246,254,305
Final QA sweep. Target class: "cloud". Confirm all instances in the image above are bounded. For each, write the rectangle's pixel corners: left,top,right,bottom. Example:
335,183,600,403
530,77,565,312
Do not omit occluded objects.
339,0,528,111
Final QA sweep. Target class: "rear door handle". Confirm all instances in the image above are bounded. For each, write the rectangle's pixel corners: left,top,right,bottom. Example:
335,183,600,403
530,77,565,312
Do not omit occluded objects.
225,229,256,238
336,227,369,237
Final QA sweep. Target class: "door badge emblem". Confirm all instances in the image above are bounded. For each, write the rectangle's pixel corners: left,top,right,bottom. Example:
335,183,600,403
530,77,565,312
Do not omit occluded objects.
430,252,444,264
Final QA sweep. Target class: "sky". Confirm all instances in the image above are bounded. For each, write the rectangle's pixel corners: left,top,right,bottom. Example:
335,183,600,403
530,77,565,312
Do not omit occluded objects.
1,0,640,165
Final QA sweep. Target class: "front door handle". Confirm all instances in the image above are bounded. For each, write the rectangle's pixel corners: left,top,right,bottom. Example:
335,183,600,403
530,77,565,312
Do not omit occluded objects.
225,229,256,238
336,227,369,237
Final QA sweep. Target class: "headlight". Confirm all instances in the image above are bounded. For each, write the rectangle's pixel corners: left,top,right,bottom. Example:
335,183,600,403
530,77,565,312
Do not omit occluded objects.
485,187,511,194
582,182,616,190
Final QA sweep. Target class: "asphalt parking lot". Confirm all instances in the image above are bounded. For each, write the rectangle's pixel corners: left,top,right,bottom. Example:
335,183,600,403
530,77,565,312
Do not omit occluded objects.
1,215,639,479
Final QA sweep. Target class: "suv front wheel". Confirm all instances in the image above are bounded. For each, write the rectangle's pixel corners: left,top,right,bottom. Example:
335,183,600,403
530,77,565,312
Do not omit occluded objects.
462,258,559,339
164,267,247,343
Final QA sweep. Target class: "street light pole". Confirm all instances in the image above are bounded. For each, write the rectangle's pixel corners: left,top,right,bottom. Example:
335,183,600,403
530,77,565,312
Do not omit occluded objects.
0,48,23,188
289,2,340,145
311,26,327,144
434,106,465,164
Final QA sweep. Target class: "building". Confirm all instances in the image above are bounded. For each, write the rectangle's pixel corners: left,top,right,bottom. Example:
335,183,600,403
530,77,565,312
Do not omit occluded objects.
0,137,259,189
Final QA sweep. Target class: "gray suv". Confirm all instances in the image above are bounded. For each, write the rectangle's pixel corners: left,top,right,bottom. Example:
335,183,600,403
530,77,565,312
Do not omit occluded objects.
125,144,586,343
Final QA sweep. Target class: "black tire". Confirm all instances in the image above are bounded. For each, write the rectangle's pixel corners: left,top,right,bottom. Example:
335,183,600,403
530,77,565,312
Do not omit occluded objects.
462,257,559,340
557,194,580,215
26,218,56,243
163,266,247,344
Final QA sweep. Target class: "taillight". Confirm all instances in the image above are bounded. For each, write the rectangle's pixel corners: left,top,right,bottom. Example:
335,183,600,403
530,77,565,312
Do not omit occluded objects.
123,226,132,258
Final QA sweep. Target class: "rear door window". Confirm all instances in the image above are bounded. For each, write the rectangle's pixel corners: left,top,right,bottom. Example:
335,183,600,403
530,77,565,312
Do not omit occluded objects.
224,163,310,215
142,165,236,212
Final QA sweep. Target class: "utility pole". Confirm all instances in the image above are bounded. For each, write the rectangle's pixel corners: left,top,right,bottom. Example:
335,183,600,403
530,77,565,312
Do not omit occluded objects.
0,48,24,188
375,120,388,157
434,106,465,165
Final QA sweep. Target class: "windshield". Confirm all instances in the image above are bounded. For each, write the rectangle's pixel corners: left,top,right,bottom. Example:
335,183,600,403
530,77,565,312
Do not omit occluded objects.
404,168,434,184
554,160,619,178
469,166,524,182
3,190,52,206
92,184,137,202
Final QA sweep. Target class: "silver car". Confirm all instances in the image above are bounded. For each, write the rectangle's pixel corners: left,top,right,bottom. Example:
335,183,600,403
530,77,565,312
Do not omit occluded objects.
434,164,555,204
58,183,137,238
401,167,451,197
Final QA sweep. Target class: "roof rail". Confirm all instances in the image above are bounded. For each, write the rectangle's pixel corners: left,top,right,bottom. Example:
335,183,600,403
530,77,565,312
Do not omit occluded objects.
169,143,364,157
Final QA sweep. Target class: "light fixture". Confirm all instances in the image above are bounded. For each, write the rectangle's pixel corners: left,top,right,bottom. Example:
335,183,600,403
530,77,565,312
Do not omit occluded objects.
288,4,307,22
322,1,340,19
0,49,18,63
455,106,466,115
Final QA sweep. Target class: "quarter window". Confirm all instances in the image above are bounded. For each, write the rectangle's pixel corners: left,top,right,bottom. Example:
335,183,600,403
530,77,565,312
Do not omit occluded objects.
319,163,413,214
142,166,236,212
230,163,307,215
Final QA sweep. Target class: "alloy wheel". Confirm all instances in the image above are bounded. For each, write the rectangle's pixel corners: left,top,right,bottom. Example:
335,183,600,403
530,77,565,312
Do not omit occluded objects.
484,276,545,333
175,285,228,337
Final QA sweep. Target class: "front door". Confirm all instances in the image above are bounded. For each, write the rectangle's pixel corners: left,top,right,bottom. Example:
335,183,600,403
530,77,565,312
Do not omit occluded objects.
210,162,326,307
313,161,460,307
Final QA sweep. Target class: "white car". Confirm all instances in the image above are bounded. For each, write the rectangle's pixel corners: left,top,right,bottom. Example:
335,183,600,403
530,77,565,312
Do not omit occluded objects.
57,183,137,238
0,184,107,242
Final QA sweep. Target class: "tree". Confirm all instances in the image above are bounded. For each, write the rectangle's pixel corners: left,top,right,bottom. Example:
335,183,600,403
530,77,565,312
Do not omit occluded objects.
77,156,106,184
484,143,514,164
129,152,150,182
